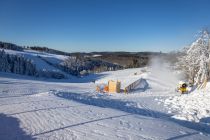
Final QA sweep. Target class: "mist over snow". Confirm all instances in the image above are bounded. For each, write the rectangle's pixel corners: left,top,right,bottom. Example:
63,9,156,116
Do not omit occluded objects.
149,57,181,88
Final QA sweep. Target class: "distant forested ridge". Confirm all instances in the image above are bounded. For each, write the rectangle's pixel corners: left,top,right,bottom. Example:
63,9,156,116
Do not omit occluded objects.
0,41,23,51
0,41,164,79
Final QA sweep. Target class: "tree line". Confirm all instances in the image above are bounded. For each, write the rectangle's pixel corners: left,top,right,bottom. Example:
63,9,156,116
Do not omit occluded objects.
0,50,36,76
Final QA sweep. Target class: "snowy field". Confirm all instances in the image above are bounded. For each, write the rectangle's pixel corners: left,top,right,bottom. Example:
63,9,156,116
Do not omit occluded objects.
0,67,210,140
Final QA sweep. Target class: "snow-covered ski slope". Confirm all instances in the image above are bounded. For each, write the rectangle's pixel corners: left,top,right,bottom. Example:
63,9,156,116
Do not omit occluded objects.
0,67,210,140
0,49,68,74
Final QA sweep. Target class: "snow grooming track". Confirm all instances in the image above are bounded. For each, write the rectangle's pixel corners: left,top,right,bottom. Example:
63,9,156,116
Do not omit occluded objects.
15,92,158,140
54,91,170,119
54,91,210,133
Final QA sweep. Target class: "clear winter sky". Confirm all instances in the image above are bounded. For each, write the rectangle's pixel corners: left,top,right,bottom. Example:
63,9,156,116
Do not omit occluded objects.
0,0,210,52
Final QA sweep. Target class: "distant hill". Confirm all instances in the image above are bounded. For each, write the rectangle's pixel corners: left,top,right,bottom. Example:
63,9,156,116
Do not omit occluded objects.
71,51,164,68
0,41,23,51
0,41,167,78
0,41,71,56
0,41,123,78
29,46,71,56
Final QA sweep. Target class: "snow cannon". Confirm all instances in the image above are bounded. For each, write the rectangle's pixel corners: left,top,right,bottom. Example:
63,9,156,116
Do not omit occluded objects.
177,81,188,94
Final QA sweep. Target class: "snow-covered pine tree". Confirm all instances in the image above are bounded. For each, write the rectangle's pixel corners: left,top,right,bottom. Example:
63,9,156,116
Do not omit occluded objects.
0,50,37,76
0,50,11,72
179,30,210,86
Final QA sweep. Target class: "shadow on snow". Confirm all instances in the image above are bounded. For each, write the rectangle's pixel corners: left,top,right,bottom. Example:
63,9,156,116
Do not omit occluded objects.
0,113,35,140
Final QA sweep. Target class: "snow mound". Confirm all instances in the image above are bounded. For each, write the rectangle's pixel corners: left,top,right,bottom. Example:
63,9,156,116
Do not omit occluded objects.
31,92,50,97
95,68,148,89
164,83,210,122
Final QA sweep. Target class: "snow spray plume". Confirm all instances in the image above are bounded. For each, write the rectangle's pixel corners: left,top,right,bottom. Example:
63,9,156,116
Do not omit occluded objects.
149,56,180,88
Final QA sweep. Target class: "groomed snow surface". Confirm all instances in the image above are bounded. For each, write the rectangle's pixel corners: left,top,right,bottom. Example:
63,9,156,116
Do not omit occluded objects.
0,67,210,140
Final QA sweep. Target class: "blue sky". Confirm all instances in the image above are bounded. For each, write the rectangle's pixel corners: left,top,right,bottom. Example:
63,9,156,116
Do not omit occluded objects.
0,0,210,52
